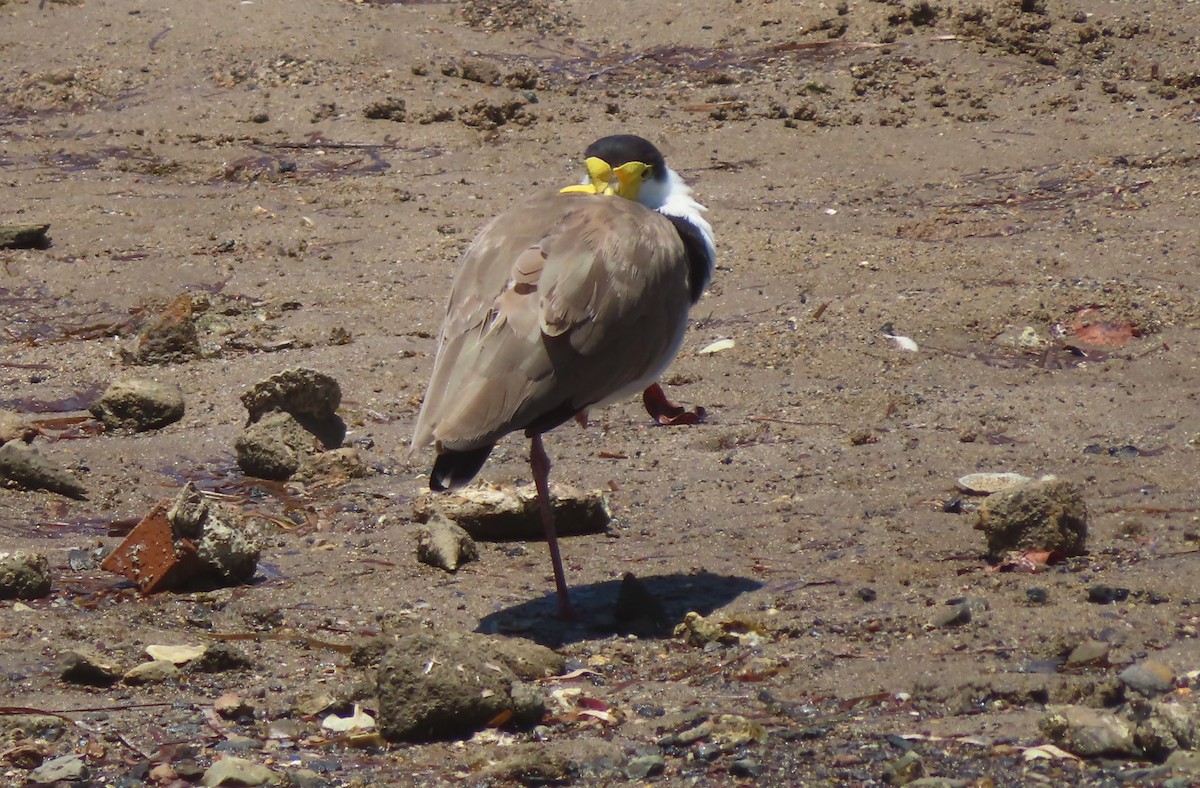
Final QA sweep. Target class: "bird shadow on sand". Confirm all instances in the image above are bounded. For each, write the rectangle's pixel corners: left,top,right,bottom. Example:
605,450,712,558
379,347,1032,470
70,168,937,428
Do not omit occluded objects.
476,571,763,648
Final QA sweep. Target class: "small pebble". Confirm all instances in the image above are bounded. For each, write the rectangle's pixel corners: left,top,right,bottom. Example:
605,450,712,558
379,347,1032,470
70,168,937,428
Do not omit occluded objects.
1087,585,1130,605
857,587,877,602
1026,587,1049,604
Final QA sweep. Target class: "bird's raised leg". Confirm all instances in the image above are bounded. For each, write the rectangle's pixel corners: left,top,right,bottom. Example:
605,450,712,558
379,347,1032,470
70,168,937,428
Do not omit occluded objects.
529,433,575,619
642,383,706,426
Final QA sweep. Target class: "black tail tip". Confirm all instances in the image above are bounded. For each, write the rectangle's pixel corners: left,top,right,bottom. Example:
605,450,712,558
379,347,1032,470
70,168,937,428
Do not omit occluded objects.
430,445,493,491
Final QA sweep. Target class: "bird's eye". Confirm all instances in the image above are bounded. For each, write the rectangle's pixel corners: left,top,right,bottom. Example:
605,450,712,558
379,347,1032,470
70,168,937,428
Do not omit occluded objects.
642,166,654,179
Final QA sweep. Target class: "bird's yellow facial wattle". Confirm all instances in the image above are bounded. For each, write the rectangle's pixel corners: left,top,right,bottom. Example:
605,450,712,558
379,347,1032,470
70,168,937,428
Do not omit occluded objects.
560,158,651,201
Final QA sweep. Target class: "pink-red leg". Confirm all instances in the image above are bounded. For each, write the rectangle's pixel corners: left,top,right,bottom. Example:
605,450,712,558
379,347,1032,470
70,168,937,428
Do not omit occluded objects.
529,433,575,619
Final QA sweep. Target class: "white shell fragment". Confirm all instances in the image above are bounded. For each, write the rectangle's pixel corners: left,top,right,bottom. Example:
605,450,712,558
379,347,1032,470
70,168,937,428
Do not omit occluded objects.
884,334,919,352
956,472,1032,495
145,644,207,665
322,704,376,732
698,338,736,355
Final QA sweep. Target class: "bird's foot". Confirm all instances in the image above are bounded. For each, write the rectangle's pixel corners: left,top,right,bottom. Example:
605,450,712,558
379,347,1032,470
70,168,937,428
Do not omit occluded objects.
642,383,706,426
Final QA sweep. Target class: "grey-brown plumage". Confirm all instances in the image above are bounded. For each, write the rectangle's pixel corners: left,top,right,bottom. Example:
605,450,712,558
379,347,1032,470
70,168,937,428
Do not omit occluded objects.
412,135,715,616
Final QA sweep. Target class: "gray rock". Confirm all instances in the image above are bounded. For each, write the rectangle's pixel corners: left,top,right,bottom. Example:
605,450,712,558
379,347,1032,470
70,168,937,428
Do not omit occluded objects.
28,753,88,784
414,483,610,540
235,411,312,480
1119,660,1175,696
0,713,65,740
0,549,51,599
931,601,971,628
90,377,185,431
886,751,924,785
1135,700,1198,759
200,756,276,786
1065,639,1110,666
1165,749,1200,774
625,754,666,779
0,440,87,499
376,629,558,741
61,648,122,686
123,659,180,685
240,367,341,424
481,745,573,784
168,482,259,583
973,477,1087,558
416,514,478,572
0,408,35,445
1039,705,1136,758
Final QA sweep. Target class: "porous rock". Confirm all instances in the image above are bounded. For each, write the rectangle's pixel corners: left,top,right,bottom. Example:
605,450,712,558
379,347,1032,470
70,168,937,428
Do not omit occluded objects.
128,293,200,365
416,514,478,572
973,477,1087,558
375,629,560,741
1039,705,1136,758
240,367,341,424
0,549,52,599
415,483,610,540
90,377,185,431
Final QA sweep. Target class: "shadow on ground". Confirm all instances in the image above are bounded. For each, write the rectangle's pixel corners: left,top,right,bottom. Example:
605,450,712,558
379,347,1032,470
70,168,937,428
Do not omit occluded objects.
476,570,763,648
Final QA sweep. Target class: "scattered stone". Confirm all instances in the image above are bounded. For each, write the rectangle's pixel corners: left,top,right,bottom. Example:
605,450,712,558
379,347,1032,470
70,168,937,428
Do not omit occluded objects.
235,411,318,480
973,477,1087,558
127,294,201,365
321,704,374,732
956,471,1032,495
235,368,345,480
375,629,556,741
292,446,369,484
0,222,50,249
0,408,36,445
1135,700,1199,760
240,368,341,424
200,756,276,787
1120,660,1175,696
188,642,253,673
480,745,572,784
624,753,666,779
363,96,406,121
415,483,610,540
61,648,122,686
613,571,667,630
730,757,762,778
674,611,770,647
1039,705,1137,758
123,659,180,685
214,735,264,754
0,714,65,741
857,586,877,602
101,483,260,592
931,600,971,628
886,750,924,784
1165,749,1200,774
415,513,478,572
90,377,185,432
0,549,51,599
214,693,256,720
0,440,88,499
1087,584,1130,605
1065,639,1110,666
27,753,87,784
1026,587,1049,605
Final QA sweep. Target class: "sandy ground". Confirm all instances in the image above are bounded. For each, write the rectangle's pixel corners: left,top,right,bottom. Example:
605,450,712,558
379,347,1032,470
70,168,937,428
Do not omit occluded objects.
2,0,1200,784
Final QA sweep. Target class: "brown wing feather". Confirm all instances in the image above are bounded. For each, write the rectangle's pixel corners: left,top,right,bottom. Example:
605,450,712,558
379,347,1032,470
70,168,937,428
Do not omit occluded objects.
412,191,690,454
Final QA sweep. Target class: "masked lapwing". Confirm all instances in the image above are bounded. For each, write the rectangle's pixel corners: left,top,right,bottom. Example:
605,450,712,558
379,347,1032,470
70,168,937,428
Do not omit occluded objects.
412,134,716,617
